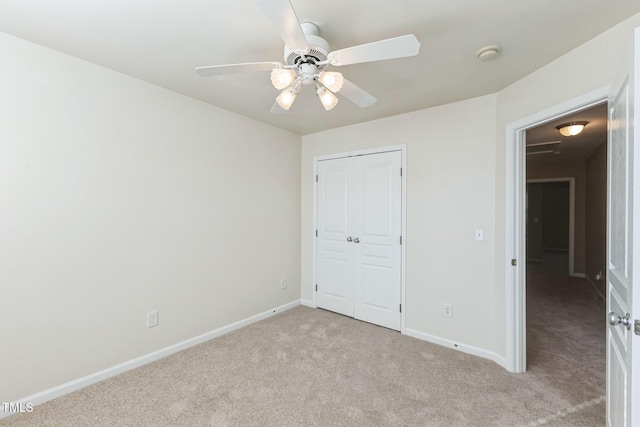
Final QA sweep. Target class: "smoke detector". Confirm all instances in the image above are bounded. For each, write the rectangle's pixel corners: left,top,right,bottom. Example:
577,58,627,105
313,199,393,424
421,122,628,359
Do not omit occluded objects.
476,45,501,62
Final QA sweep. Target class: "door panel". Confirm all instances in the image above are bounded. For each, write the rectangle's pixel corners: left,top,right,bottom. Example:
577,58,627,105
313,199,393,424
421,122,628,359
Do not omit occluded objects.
323,167,350,234
361,263,392,309
354,151,402,330
362,164,392,236
316,158,354,317
606,27,639,426
323,258,349,298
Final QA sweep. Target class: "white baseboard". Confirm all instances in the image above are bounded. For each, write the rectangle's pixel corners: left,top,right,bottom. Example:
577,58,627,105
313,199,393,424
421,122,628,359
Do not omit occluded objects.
1,300,300,420
405,328,506,369
300,299,316,308
570,272,587,278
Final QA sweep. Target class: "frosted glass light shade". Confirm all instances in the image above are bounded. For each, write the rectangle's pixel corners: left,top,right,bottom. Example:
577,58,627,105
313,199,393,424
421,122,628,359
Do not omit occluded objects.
271,69,297,90
317,87,338,110
556,121,588,137
276,87,297,110
318,71,344,93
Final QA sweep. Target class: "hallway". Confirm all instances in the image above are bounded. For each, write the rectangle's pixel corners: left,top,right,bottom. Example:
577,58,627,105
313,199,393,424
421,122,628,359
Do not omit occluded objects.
526,251,606,425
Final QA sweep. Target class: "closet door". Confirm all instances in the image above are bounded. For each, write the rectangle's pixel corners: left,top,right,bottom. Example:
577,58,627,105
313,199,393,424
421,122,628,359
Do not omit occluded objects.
316,157,355,317
353,151,402,330
316,151,402,331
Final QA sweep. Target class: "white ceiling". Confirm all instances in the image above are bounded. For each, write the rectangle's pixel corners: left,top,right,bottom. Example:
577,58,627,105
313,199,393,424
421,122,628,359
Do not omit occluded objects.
2,0,639,135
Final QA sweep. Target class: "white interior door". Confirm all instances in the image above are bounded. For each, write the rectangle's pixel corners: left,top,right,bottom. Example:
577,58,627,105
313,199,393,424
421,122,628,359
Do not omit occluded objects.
606,27,640,427
316,157,354,317
316,151,402,330
354,151,402,330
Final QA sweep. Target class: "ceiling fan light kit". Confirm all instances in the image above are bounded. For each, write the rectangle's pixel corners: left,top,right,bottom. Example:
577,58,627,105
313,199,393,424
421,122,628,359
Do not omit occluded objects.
318,71,344,93
270,68,297,89
556,121,588,136
317,86,339,110
276,85,299,110
195,0,420,113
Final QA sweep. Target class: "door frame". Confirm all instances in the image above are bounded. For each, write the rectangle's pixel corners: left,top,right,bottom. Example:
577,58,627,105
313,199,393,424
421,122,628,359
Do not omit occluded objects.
526,178,576,276
505,86,609,373
312,144,407,333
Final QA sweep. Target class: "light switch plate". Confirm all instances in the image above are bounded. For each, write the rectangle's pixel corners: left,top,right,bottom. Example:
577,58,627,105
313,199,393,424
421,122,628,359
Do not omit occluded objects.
475,229,484,241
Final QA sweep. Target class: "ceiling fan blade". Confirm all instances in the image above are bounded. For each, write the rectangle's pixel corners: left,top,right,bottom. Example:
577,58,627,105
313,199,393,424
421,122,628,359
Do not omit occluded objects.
339,78,377,108
195,62,282,77
256,0,309,54
271,102,288,114
328,34,420,66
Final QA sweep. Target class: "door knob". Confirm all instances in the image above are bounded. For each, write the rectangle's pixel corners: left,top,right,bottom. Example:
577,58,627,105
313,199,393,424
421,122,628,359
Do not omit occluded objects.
346,236,353,242
608,311,632,330
353,237,360,243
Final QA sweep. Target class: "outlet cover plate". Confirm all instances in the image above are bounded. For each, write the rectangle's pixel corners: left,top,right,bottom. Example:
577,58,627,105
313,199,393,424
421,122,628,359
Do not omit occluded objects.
443,303,453,318
147,310,159,328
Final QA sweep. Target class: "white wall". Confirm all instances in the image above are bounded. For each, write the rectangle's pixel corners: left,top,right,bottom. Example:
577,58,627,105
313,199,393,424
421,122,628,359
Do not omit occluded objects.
302,94,498,354
0,33,301,402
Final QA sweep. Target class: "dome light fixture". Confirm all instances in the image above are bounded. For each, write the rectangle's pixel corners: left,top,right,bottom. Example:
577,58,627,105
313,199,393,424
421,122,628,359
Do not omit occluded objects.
556,121,589,137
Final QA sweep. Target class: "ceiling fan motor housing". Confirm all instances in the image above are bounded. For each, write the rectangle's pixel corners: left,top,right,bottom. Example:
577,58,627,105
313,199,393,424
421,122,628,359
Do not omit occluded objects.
284,22,329,71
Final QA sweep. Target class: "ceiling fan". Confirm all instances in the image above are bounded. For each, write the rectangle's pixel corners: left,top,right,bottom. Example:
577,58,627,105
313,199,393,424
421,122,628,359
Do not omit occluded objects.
195,0,421,112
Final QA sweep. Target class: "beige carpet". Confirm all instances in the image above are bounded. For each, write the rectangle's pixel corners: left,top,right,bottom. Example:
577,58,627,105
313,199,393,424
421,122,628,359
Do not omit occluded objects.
2,265,604,426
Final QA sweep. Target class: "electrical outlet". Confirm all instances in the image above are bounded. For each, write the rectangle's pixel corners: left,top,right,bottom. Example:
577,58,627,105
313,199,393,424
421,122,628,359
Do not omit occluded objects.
280,279,287,290
443,303,453,318
147,310,159,328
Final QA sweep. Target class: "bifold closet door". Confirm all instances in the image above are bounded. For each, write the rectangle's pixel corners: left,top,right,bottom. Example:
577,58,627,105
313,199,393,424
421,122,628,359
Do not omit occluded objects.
316,151,402,330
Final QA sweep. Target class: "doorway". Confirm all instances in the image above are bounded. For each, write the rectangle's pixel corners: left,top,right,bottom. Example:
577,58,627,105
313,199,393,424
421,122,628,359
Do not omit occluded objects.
524,100,607,395
505,88,609,374
526,179,575,275
510,100,608,423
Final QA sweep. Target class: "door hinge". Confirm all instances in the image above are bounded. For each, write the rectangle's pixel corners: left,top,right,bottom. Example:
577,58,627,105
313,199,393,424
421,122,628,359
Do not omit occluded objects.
511,259,517,266
315,284,318,292
399,304,402,313
400,236,403,245
400,167,403,177
316,174,318,182
635,319,640,336
315,229,318,237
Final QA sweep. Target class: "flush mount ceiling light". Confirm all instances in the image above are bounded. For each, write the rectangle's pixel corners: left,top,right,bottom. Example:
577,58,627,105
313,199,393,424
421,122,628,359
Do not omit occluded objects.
556,121,589,137
476,45,501,62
